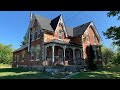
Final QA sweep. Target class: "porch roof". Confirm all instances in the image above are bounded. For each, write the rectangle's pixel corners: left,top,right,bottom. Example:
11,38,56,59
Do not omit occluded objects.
44,39,82,47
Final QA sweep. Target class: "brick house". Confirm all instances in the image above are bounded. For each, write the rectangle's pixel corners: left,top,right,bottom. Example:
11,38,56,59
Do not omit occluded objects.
12,13,102,68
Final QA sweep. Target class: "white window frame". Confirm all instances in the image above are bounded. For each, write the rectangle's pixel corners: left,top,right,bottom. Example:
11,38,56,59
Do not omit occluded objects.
21,50,25,62
93,34,97,45
58,30,62,40
35,44,40,61
36,29,41,40
86,33,90,44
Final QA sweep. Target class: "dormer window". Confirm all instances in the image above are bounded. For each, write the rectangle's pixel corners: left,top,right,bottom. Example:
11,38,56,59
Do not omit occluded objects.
59,30,62,39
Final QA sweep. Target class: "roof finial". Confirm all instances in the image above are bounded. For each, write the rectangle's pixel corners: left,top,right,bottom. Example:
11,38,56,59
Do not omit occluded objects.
30,11,33,20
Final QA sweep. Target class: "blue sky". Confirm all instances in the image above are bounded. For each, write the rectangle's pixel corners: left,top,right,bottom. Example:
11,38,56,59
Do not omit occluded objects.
0,11,119,49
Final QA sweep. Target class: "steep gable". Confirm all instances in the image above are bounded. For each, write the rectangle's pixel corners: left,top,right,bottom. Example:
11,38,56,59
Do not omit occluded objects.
73,22,91,37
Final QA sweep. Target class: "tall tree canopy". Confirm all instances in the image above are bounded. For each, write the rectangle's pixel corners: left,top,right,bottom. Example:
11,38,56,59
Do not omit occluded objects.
20,35,28,46
0,43,14,64
103,11,120,46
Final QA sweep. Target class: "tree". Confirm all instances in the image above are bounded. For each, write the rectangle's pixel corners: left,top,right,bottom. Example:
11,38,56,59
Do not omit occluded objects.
20,35,28,46
86,44,96,70
0,43,14,64
103,11,120,46
101,44,114,66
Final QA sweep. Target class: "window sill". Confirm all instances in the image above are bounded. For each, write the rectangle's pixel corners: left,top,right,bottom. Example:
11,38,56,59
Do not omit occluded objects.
21,60,24,62
31,40,34,42
14,61,16,62
36,38,40,40
30,60,34,61
35,59,39,61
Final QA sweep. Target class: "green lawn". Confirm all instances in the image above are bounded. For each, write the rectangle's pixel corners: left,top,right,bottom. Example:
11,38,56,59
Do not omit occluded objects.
0,64,120,79
70,66,120,79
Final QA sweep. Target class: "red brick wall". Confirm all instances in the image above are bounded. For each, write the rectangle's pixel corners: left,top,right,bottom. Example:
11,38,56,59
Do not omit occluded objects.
82,25,100,62
12,47,28,67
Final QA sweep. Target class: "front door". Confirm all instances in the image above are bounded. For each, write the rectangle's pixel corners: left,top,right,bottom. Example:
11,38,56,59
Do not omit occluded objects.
58,49,63,65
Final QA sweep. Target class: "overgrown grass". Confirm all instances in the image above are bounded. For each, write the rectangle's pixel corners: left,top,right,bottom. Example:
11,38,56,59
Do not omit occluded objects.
70,66,120,79
0,63,11,68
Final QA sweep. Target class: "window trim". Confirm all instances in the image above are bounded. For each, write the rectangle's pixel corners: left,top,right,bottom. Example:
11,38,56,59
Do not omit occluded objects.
30,46,34,61
37,29,41,39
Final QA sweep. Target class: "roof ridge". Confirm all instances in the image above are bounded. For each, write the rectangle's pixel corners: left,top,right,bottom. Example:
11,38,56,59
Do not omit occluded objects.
34,14,51,21
73,21,92,29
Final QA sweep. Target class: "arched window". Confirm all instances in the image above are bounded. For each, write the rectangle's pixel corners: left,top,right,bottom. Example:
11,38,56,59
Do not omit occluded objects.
93,34,97,44
35,44,40,61
30,46,34,60
59,30,62,39
21,50,25,62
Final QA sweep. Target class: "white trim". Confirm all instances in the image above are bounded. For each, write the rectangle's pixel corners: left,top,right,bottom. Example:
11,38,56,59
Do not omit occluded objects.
35,59,40,61
36,38,40,40
21,60,24,62
30,60,34,61
14,61,16,62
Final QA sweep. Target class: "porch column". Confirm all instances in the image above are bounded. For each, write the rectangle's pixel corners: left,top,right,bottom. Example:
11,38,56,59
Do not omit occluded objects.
44,46,47,66
63,46,66,65
52,44,55,65
72,47,76,65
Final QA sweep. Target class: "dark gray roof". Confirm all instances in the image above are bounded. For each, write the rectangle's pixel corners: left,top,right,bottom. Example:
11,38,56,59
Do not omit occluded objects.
50,15,61,31
73,21,91,36
34,14,54,32
13,45,27,52
66,26,73,37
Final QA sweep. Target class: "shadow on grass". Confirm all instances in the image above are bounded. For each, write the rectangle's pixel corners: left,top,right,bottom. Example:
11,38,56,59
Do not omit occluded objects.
0,68,31,73
70,71,120,79
0,71,51,79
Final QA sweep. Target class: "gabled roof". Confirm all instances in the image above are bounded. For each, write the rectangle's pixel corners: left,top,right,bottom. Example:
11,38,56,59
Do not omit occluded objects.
13,45,27,52
34,14,54,32
65,26,73,37
50,15,61,31
73,21,91,36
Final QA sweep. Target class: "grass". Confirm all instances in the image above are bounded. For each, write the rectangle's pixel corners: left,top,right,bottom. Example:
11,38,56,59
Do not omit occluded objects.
0,63,11,68
70,66,120,79
0,64,120,79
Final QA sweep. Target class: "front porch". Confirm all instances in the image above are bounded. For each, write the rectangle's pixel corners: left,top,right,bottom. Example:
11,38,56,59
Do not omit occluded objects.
43,40,84,66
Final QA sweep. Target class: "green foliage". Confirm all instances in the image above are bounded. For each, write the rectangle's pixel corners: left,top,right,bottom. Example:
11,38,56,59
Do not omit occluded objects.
113,52,120,66
20,35,28,46
107,11,120,20
103,11,120,46
101,44,114,66
0,43,14,64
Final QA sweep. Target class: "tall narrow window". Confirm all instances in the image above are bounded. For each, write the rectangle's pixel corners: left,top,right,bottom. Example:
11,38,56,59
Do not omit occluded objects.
86,33,90,44
17,55,19,62
21,50,25,62
30,46,34,61
37,29,41,39
31,32,35,41
59,30,62,39
94,35,97,43
35,44,40,61
14,55,17,62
